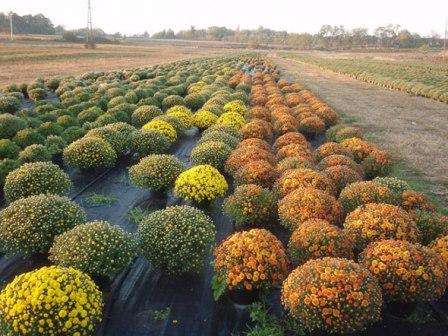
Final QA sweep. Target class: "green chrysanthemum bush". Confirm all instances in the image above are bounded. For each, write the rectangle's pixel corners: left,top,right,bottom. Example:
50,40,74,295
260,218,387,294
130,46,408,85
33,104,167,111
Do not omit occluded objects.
129,154,184,192
18,144,52,164
154,114,187,134
0,139,20,160
0,159,19,187
50,220,136,278
130,129,171,158
86,123,136,157
162,94,185,110
372,176,410,196
166,105,194,129
203,124,242,140
131,105,162,127
184,92,206,110
0,266,103,336
359,239,448,303
0,113,27,139
343,203,420,251
281,257,382,334
216,112,246,130
223,184,277,229
190,141,232,170
137,205,215,274
4,161,71,203
197,131,240,149
276,156,315,174
193,109,217,129
63,136,117,171
45,135,67,156
174,164,228,203
0,194,86,256
142,119,177,143
411,210,448,246
13,128,45,148
326,124,363,143
338,181,397,214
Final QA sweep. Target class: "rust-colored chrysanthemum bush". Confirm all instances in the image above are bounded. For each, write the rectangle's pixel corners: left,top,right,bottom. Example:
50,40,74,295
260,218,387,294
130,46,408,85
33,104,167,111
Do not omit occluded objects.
317,154,364,176
362,149,392,179
234,160,277,188
278,187,342,230
323,165,363,195
281,257,382,334
276,143,313,162
225,145,275,175
430,235,448,268
276,156,314,174
237,138,271,152
288,219,354,265
343,203,420,251
273,131,308,152
400,189,435,212
359,239,448,303
340,137,378,163
240,118,273,142
223,184,277,229
314,142,353,162
214,229,289,292
297,116,326,137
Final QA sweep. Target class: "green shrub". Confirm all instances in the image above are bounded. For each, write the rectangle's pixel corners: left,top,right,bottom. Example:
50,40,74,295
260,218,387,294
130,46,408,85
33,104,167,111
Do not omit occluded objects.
38,121,64,137
131,105,162,127
0,113,27,139
18,144,52,163
86,123,136,157
63,136,117,171
197,131,240,149
0,96,20,114
137,205,215,274
0,159,20,187
28,87,47,101
13,127,46,148
184,93,206,111
50,220,136,278
107,96,126,109
56,114,79,128
44,135,67,155
190,141,232,170
130,129,171,158
0,194,86,255
78,106,103,124
61,126,86,143
162,95,184,110
0,139,20,160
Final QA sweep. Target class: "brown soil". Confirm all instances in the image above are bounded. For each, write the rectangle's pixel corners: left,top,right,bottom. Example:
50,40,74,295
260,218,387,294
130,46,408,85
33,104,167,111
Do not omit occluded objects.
272,54,448,206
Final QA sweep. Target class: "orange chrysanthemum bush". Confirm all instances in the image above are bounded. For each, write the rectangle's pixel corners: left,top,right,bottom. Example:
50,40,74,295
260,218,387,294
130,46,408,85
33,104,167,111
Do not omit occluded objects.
275,168,336,199
362,149,392,179
297,116,326,137
317,154,364,177
223,184,277,228
343,203,420,251
323,165,363,195
285,92,306,107
314,142,354,162
273,131,308,152
278,187,342,230
430,235,448,268
281,257,383,334
281,82,304,93
247,106,270,121
214,229,290,292
288,219,354,265
234,160,277,188
276,156,315,174
313,106,339,127
225,145,275,175
271,113,299,134
240,118,273,142
340,137,378,163
359,239,448,302
237,138,271,152
338,181,397,214
411,210,448,245
276,143,314,162
401,189,435,212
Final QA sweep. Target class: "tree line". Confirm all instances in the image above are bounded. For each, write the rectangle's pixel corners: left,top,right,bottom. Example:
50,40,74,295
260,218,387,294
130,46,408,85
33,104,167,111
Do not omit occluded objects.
0,12,55,35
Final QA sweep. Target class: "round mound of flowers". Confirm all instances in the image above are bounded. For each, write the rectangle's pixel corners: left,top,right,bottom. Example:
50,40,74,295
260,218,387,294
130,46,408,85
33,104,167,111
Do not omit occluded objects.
142,119,177,143
63,136,117,171
18,144,52,163
297,116,326,136
372,176,410,196
314,142,353,162
340,137,377,163
0,266,103,336
276,143,314,162
166,105,194,129
273,132,308,152
193,109,218,129
281,257,382,334
276,156,314,174
130,129,171,158
288,219,354,265
137,205,215,274
323,165,363,195
129,154,184,192
0,194,86,255
400,190,435,212
225,146,276,175
223,184,277,229
234,160,277,188
326,124,363,143
411,210,448,246
237,138,271,152
223,100,247,115
359,239,448,302
50,220,136,278
343,203,420,251
190,141,232,170
216,111,246,130
275,168,336,199
4,161,71,203
203,124,242,140
317,154,363,176
338,181,397,214
362,149,392,178
430,235,448,268
131,105,162,127
174,164,228,203
214,229,289,292
197,130,240,149
278,187,342,230
86,123,136,157
240,119,273,142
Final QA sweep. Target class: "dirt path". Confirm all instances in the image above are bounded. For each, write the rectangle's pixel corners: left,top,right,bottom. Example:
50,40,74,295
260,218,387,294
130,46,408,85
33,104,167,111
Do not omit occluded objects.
272,55,448,207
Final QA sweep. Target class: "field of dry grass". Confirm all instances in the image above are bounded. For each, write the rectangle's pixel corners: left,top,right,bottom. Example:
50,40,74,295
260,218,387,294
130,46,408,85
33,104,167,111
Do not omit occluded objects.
0,40,238,88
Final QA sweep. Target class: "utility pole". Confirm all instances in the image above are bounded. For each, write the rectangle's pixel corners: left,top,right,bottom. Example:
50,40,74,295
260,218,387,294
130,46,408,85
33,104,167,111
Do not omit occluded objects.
444,17,447,53
9,11,14,41
86,0,95,48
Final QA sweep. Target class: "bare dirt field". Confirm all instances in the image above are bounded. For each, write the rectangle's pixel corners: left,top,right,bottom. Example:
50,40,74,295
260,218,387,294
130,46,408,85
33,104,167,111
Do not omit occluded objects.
0,41,236,87
272,54,448,207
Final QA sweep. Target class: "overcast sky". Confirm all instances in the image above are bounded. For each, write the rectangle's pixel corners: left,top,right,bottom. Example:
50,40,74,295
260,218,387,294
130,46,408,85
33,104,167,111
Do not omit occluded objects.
1,0,447,36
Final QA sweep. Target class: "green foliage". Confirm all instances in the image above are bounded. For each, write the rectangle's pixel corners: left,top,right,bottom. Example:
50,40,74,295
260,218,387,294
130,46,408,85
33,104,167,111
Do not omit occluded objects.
84,192,117,206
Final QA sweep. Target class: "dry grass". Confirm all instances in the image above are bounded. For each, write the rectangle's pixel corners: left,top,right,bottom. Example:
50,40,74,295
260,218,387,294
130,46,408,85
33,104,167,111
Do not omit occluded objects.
0,40,237,87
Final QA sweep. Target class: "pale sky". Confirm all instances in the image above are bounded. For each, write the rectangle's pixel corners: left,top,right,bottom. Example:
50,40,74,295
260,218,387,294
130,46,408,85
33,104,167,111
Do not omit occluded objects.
1,0,447,36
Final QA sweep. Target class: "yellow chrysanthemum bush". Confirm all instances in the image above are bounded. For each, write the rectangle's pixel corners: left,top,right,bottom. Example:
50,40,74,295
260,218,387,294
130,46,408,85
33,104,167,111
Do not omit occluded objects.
359,239,448,302
223,100,247,115
129,154,184,192
338,181,397,214
63,136,117,171
50,220,136,279
174,164,228,203
0,194,86,256
137,205,215,274
216,112,246,130
0,266,103,336
278,187,343,230
343,203,420,251
193,109,217,129
166,105,194,129
288,219,354,266
3,161,71,203
213,229,289,295
142,119,177,143
223,184,277,229
190,141,232,171
281,257,382,334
